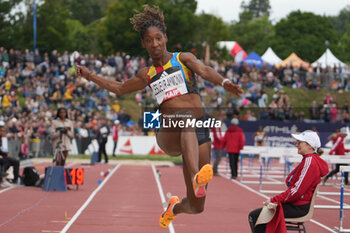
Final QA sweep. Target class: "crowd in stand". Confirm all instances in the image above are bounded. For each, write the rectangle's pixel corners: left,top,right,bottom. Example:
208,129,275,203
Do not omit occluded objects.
0,46,349,158
205,59,349,123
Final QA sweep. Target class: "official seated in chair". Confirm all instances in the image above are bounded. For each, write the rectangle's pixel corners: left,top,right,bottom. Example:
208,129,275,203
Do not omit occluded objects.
248,130,329,233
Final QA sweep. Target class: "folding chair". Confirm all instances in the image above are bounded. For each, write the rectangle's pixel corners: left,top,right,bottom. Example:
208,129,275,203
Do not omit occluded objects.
285,185,319,233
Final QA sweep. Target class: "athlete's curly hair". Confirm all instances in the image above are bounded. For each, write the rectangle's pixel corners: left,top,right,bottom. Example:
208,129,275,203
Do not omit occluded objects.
130,5,167,39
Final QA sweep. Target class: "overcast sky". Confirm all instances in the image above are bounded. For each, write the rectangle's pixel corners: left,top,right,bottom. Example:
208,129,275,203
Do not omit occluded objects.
196,0,350,23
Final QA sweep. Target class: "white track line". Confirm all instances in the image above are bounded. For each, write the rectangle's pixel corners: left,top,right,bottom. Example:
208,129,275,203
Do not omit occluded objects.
61,163,121,233
152,165,175,233
318,195,350,206
310,219,337,233
0,186,16,194
222,174,269,199
0,163,79,226
0,193,50,228
220,173,337,233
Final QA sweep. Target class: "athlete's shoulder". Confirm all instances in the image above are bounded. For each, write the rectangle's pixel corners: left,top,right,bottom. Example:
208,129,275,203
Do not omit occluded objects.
178,51,197,61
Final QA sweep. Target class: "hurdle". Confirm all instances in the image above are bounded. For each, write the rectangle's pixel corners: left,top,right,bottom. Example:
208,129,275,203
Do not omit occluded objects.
239,146,267,183
256,151,295,193
239,146,288,183
338,166,350,232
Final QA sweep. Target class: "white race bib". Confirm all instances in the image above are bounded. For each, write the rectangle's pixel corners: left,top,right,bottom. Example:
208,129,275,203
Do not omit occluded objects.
150,68,188,105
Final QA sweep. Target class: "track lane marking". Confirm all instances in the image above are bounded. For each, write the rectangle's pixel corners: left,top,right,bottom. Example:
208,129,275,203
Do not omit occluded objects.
0,193,50,228
60,163,121,233
152,165,175,233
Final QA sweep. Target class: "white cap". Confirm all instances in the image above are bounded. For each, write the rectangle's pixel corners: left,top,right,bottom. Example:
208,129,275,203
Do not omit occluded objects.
0,121,4,126
114,120,120,124
11,118,17,122
291,130,321,152
340,127,348,135
231,118,239,125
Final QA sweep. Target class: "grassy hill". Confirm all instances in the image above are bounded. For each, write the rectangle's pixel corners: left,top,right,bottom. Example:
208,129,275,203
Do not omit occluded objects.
267,87,348,111
120,87,349,121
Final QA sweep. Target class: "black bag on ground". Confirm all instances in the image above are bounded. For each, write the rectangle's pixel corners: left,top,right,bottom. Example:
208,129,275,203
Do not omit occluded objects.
23,166,41,186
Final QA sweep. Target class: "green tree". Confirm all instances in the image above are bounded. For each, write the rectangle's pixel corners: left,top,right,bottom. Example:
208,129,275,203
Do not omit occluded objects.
240,0,271,19
238,10,253,23
35,0,70,53
156,0,197,52
191,13,230,58
65,19,91,53
0,0,24,48
329,5,350,33
229,15,274,55
328,5,350,63
271,11,338,62
338,24,350,63
85,19,105,55
65,0,103,25
99,0,198,56
99,0,145,55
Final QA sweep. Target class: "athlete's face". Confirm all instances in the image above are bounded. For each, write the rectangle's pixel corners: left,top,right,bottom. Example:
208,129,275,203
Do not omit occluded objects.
142,26,167,59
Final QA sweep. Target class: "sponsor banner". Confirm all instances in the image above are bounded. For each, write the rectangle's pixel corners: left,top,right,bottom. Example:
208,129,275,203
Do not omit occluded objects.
236,120,349,148
83,136,162,156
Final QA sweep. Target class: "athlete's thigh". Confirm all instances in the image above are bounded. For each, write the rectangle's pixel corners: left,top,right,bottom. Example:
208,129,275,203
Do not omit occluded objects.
156,128,182,156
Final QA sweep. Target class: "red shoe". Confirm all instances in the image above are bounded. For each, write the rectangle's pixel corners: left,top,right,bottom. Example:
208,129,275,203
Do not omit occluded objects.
159,196,180,228
193,164,213,198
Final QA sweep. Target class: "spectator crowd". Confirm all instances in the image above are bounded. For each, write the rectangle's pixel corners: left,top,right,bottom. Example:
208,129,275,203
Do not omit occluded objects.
0,46,349,158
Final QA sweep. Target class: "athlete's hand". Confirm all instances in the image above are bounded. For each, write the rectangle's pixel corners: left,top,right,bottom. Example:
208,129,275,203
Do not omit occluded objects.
223,81,244,97
75,65,90,80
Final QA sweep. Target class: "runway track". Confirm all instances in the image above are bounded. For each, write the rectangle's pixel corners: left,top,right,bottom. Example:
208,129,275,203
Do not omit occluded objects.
0,158,349,233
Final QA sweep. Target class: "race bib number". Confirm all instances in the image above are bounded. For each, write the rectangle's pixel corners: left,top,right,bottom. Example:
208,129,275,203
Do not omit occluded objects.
150,67,188,104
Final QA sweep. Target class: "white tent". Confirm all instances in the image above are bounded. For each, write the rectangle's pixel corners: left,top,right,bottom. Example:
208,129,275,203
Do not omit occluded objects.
261,47,282,65
217,41,237,51
312,48,347,68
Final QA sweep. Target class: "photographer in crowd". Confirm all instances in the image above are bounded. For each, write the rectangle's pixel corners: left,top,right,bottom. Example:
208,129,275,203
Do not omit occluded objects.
0,121,20,185
50,108,74,166
96,118,110,163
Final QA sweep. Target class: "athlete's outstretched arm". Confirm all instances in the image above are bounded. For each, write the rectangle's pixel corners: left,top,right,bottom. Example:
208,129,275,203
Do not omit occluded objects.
179,52,244,97
76,65,148,95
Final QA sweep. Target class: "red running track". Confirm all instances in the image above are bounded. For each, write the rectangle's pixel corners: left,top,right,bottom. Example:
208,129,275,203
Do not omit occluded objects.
0,160,348,233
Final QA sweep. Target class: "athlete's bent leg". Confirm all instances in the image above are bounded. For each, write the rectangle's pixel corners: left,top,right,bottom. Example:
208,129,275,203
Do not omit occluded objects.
173,141,211,215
